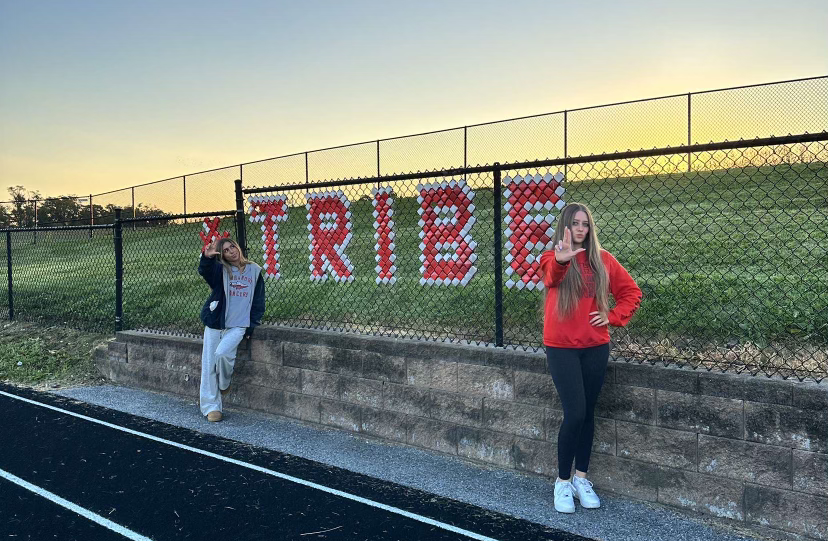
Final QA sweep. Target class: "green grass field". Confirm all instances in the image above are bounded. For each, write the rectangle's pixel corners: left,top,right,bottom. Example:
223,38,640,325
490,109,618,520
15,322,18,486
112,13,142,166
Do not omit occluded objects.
1,160,826,376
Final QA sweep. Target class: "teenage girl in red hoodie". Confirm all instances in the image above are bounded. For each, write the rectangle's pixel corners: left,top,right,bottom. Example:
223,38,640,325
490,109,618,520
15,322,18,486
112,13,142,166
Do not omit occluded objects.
539,202,642,514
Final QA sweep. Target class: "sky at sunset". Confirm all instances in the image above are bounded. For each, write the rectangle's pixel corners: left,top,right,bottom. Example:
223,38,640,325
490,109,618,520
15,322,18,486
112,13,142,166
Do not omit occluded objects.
1,0,826,203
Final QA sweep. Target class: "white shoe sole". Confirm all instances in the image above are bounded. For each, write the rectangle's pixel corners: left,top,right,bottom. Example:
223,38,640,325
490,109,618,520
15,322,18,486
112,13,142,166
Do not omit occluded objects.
554,503,576,514
573,494,600,509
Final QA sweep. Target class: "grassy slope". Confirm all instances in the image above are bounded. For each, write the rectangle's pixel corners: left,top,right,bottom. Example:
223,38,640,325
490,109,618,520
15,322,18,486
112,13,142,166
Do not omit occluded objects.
0,321,109,386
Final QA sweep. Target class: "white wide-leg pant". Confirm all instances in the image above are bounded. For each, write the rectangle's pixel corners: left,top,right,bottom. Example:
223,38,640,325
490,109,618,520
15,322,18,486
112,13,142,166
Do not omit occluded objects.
199,326,246,416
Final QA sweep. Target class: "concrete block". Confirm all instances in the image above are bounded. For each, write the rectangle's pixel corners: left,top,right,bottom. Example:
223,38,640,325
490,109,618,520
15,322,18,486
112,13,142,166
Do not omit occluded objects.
794,450,828,496
361,407,408,443
163,347,201,373
407,417,457,455
745,484,828,539
230,383,286,415
384,383,433,418
483,399,543,440
595,384,656,425
236,362,301,393
250,339,282,365
328,348,363,376
657,390,743,439
793,381,828,411
745,402,828,452
274,366,303,393
457,427,515,468
320,399,361,432
300,370,340,400
163,369,199,398
699,372,792,406
457,364,514,400
658,468,744,520
588,454,659,501
407,358,458,392
126,344,165,368
339,376,384,409
514,437,557,476
604,363,616,384
362,351,406,383
513,371,561,408
544,408,563,443
235,340,252,362
107,341,127,363
431,390,482,427
283,342,332,371
492,349,546,374
614,362,699,394
698,435,792,486
616,422,697,470
593,417,616,456
284,392,320,423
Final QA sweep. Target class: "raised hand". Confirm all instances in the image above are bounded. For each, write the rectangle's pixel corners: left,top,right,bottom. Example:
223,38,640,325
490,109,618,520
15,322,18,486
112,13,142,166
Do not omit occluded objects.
204,237,219,257
554,227,586,263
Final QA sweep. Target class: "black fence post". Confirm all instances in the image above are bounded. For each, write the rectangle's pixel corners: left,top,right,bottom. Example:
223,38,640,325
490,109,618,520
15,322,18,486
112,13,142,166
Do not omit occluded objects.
563,110,568,180
234,179,247,257
493,163,504,347
376,140,381,191
463,126,468,168
114,208,123,332
183,176,187,224
687,92,693,173
6,230,13,320
131,187,136,231
89,194,93,239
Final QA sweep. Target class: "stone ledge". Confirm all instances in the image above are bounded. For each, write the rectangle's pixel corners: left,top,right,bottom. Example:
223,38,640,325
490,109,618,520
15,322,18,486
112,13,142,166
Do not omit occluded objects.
255,325,547,373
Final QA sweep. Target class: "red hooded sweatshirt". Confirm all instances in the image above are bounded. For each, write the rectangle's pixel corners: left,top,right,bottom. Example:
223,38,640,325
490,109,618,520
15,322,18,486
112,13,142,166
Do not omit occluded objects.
539,250,642,348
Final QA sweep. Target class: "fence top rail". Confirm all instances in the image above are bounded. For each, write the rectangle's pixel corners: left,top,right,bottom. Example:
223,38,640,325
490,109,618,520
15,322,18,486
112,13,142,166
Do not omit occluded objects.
243,131,828,194
0,210,237,231
0,224,115,233
0,195,89,205
118,210,237,223
67,75,825,200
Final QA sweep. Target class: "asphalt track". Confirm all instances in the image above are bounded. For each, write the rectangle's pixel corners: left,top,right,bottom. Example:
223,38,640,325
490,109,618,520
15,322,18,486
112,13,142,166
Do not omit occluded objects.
0,384,590,541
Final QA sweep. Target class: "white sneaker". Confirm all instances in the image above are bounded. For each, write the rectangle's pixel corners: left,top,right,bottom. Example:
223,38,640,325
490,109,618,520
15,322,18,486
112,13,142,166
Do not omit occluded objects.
554,479,576,513
572,476,601,509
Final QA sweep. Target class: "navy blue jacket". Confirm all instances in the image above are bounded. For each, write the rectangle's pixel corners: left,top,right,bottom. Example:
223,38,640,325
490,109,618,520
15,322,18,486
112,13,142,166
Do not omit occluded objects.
198,254,265,338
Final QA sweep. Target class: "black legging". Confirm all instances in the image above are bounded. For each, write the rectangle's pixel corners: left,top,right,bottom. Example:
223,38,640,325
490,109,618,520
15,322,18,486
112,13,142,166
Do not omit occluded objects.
546,344,610,480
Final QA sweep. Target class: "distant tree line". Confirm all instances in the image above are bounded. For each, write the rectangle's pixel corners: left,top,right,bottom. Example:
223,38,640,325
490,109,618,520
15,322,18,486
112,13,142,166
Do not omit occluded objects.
0,186,172,228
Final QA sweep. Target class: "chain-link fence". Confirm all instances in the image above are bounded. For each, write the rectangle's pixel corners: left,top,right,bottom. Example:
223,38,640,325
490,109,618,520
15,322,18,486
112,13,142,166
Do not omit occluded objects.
0,226,116,331
0,210,237,334
0,135,824,380
242,134,827,382
123,211,238,335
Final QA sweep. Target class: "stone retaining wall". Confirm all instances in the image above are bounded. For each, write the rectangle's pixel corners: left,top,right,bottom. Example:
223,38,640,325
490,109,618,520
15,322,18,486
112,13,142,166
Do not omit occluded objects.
96,326,828,540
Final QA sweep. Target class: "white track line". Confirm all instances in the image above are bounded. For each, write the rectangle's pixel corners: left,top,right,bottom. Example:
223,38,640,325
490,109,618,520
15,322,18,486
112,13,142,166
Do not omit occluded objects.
0,467,153,541
0,390,502,541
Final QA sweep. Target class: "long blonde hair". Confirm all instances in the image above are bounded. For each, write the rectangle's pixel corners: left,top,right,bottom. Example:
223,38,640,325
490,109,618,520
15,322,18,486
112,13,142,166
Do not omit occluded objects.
551,203,609,320
216,238,250,274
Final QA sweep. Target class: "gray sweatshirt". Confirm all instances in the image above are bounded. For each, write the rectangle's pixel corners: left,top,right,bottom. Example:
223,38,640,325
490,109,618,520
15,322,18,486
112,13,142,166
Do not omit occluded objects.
224,263,261,328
